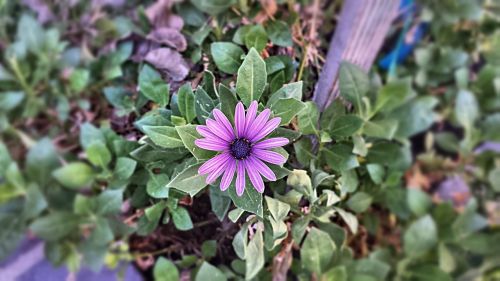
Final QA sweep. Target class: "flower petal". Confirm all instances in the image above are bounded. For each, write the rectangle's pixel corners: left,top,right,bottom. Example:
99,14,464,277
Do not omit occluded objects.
236,160,246,196
235,102,245,138
246,160,264,193
247,156,276,181
253,137,289,149
206,160,228,184
196,126,227,142
244,101,258,136
220,159,236,191
252,148,286,165
246,109,270,140
194,138,228,151
250,117,281,142
199,153,230,174
213,109,235,139
207,119,233,141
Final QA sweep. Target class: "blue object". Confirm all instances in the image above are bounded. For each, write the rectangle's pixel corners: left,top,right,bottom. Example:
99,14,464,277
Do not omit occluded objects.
378,0,426,73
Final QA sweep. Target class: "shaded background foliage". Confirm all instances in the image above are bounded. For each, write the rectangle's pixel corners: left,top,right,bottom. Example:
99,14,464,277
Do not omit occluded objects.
1,0,500,280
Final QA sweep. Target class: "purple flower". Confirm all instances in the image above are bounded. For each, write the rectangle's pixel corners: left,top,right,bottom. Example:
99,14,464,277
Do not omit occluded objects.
195,101,289,196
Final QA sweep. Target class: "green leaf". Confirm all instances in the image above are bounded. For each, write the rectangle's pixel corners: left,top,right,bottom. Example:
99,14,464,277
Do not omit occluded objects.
26,138,59,187
407,189,432,216
286,169,314,199
265,196,290,221
195,87,217,123
297,101,319,135
114,157,137,180
0,200,26,260
408,265,452,281
227,180,264,217
167,164,208,196
176,125,216,160
292,216,310,244
334,207,358,234
69,69,90,93
346,192,373,213
362,119,399,140
244,25,268,52
143,125,184,149
264,215,288,250
323,266,348,281
269,98,306,125
329,115,364,137
171,206,193,231
154,257,179,281
375,79,415,113
103,86,135,116
30,212,80,241
196,262,227,281
301,227,336,275
202,70,218,98
294,138,315,166
339,62,370,113
228,208,245,223
269,71,285,94
86,142,111,168
191,0,235,15
389,97,438,138
0,63,13,81
265,56,285,75
201,240,217,258
267,82,305,125
488,167,500,192
135,109,173,131
210,186,231,221
0,91,25,111
80,123,106,149
367,164,384,184
321,100,346,131
217,85,237,123
455,89,479,130
340,169,359,193
23,184,47,219
139,64,170,107
95,189,123,215
236,48,267,106
232,224,248,259
322,144,359,172
177,83,196,123
211,42,245,74
52,162,95,189
366,142,410,170
266,20,293,47
404,215,438,257
17,14,44,53
246,227,265,280
268,81,302,103
147,173,170,198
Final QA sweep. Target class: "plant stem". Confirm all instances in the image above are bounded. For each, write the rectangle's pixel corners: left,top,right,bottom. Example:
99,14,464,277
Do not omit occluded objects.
8,57,35,99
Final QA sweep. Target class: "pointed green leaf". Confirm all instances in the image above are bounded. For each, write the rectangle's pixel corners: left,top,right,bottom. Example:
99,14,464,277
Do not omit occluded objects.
236,48,267,106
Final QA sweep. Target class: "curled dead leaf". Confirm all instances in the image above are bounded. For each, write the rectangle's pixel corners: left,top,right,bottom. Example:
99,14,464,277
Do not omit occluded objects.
147,27,187,51
145,47,189,81
146,0,184,30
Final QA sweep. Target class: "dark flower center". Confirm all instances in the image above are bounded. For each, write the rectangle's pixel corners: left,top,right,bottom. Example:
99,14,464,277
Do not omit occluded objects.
230,138,252,160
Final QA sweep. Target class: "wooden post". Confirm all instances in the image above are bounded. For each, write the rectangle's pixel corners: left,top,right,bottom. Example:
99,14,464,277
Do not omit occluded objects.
313,0,400,111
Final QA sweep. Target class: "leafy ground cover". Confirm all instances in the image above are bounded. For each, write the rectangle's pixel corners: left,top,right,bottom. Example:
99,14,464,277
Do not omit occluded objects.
1,0,500,280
